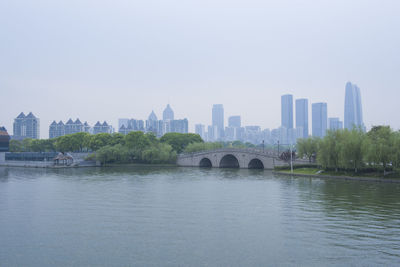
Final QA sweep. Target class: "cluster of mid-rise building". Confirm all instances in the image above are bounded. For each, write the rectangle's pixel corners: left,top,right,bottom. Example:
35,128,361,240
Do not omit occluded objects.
10,112,113,140
118,104,188,137
8,104,188,141
195,104,271,144
49,119,113,138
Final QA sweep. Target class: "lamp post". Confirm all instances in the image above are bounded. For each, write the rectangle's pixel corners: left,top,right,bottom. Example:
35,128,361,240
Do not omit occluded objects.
290,143,293,174
262,140,265,153
277,140,280,156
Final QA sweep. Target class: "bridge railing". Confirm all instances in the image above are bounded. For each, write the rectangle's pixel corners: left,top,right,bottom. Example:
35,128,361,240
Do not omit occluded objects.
179,148,280,157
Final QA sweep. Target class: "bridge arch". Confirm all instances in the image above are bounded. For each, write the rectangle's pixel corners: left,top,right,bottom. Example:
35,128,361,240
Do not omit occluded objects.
199,157,212,167
248,158,264,169
219,154,240,168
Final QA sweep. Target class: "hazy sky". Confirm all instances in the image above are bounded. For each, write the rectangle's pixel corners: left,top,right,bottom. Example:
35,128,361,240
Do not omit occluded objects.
1,0,399,138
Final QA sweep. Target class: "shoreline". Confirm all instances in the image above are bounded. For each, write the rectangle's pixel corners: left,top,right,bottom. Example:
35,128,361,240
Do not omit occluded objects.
0,163,178,169
273,171,400,183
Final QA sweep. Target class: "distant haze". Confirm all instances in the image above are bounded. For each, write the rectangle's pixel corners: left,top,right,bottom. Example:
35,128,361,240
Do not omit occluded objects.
1,0,399,138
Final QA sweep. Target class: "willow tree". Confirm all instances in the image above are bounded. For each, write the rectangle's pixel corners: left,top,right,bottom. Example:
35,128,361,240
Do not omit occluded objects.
365,126,393,175
340,129,365,173
297,137,320,163
317,130,343,172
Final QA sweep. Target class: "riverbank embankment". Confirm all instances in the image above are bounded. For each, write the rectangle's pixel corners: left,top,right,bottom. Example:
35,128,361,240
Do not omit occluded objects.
274,170,400,183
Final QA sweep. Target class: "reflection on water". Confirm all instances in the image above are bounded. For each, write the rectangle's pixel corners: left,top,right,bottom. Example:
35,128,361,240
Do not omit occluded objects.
0,166,399,266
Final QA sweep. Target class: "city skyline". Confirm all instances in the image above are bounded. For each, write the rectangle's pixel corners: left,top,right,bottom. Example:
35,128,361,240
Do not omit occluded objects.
1,80,380,139
4,81,364,146
1,1,400,138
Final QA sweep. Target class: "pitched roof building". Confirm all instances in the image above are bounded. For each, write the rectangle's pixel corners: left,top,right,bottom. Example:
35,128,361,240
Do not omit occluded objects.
13,112,40,140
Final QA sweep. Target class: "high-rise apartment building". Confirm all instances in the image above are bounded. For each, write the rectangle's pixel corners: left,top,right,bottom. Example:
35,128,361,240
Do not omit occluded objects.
344,82,365,131
281,94,293,129
50,119,90,138
195,124,206,140
295,98,308,138
93,121,112,134
312,103,328,138
170,119,188,134
13,112,40,140
212,104,224,139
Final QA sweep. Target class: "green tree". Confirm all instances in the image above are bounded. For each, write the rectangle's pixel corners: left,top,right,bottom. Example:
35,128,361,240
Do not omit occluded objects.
21,138,33,152
365,126,393,175
9,139,22,152
29,139,56,152
340,129,365,172
184,142,223,153
95,144,130,165
317,130,342,171
88,133,112,151
297,137,320,162
145,132,159,145
70,132,90,152
142,143,177,164
392,131,400,169
231,140,245,148
160,133,203,153
125,131,150,150
55,135,75,152
110,133,125,146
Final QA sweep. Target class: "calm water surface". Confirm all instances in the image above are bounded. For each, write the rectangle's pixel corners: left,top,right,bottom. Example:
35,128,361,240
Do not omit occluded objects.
0,166,399,266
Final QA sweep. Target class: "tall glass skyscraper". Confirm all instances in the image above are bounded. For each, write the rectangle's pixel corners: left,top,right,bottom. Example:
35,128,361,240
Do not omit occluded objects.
295,98,308,138
281,94,293,129
344,82,365,130
212,104,224,139
312,103,327,138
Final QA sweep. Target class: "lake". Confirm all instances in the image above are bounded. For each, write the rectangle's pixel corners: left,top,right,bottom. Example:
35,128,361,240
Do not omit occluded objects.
0,166,399,266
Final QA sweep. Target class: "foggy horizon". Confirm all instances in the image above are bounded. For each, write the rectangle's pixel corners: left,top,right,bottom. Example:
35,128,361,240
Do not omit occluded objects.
1,0,400,138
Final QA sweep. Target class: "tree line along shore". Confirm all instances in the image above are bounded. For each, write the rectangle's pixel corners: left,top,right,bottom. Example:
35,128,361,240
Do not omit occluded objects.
291,126,400,178
8,132,258,165
8,125,399,178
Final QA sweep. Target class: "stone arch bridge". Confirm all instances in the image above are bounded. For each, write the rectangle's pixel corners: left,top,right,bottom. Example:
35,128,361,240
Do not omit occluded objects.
177,148,291,169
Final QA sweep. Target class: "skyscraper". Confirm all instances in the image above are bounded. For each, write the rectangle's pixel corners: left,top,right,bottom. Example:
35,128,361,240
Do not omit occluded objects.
281,94,293,129
146,110,159,134
295,98,308,138
13,112,40,140
170,119,188,134
163,104,174,121
344,82,365,131
195,124,206,140
329,117,343,131
228,116,241,128
312,103,327,138
212,104,224,139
